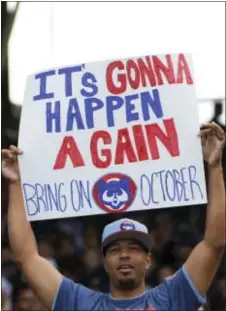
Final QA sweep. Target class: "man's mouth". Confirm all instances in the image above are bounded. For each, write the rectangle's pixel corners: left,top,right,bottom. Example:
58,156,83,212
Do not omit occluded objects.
118,265,134,273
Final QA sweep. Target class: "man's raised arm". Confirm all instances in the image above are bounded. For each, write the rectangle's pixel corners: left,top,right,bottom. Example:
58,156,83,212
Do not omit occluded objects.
184,122,225,297
2,146,63,310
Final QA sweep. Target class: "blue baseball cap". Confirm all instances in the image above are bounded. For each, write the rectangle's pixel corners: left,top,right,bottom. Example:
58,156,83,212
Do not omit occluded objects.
101,218,152,254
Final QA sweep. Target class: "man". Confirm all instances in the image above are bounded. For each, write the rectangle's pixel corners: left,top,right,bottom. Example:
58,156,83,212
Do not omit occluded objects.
2,122,225,311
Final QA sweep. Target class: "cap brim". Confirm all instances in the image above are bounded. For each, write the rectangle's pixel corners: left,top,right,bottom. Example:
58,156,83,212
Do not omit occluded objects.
102,231,152,254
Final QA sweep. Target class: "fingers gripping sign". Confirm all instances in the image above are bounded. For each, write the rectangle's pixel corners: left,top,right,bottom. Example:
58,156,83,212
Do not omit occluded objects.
2,146,23,183
198,122,225,167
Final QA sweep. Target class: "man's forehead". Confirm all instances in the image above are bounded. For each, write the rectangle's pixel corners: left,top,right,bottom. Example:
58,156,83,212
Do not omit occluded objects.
110,239,140,246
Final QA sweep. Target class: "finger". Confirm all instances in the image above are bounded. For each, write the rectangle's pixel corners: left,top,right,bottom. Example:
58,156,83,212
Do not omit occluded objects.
201,137,206,147
210,122,225,136
198,129,213,137
202,122,224,133
1,149,13,159
9,145,23,155
200,123,213,130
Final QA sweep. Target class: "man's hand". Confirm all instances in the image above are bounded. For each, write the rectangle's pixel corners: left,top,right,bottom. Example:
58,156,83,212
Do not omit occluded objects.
2,145,23,183
199,122,225,167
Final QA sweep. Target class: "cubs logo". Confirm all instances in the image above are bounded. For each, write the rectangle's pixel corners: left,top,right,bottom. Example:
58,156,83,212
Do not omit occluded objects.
120,221,135,231
92,173,137,213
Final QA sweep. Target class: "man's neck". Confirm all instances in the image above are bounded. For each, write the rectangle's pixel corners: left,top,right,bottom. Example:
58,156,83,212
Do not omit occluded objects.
110,283,146,299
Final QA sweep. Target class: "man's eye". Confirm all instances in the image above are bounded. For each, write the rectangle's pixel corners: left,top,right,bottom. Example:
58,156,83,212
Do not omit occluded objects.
109,247,119,252
129,245,140,251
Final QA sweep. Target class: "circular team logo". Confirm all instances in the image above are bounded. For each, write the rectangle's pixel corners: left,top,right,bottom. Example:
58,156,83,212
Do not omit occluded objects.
120,221,136,231
92,173,137,214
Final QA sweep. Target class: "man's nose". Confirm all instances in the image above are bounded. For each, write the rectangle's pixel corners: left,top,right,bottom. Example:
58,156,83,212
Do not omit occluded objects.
119,248,130,259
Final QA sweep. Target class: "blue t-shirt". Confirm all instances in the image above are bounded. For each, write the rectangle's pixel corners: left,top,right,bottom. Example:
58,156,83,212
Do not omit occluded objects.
52,266,206,311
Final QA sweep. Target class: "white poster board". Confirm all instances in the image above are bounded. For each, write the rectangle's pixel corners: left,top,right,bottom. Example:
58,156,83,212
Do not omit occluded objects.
18,53,207,221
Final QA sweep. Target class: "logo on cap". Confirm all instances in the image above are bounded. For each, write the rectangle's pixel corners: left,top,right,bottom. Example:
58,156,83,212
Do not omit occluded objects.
120,221,136,231
92,173,137,214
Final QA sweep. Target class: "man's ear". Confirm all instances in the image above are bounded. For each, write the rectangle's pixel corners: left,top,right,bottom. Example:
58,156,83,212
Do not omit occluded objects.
145,252,152,271
102,256,109,273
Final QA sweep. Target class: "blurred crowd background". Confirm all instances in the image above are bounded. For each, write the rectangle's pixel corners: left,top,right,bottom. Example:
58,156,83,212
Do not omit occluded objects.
1,2,226,311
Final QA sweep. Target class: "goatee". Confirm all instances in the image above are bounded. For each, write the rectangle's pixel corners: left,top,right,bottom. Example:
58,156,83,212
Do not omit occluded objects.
117,279,137,291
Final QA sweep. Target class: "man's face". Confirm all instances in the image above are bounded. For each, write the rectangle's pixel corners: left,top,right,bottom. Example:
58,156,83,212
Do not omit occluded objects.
104,239,151,290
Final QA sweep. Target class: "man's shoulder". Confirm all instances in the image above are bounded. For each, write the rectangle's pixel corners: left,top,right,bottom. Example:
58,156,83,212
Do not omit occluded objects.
53,278,106,310
62,278,106,300
145,283,168,297
144,270,184,306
